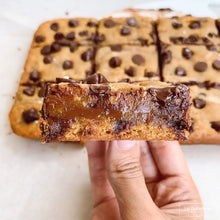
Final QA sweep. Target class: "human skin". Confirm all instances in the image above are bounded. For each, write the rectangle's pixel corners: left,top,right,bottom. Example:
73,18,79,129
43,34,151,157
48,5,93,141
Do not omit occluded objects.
86,141,204,220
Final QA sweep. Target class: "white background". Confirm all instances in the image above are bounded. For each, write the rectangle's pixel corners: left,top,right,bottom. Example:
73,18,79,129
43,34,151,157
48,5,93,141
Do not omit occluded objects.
0,0,220,219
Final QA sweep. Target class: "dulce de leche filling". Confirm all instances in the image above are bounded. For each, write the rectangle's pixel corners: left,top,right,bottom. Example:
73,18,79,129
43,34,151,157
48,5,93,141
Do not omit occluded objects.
42,83,191,141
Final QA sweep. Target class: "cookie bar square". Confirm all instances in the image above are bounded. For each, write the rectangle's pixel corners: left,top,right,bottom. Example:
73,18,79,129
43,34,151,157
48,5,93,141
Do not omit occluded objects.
32,18,97,47
41,81,191,142
96,16,156,46
161,44,220,83
182,85,220,144
20,46,95,84
95,45,160,82
157,16,220,45
9,85,44,139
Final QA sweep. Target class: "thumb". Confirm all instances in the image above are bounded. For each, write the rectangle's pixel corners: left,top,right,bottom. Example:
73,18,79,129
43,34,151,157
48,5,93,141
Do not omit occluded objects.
106,141,162,220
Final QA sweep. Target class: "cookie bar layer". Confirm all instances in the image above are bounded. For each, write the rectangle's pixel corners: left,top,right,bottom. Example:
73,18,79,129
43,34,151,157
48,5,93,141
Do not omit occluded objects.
161,45,220,83
157,16,220,45
97,16,156,46
95,45,160,81
41,81,191,142
181,85,220,144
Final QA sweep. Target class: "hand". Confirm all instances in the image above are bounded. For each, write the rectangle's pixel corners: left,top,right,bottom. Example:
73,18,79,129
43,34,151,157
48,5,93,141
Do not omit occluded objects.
86,141,203,220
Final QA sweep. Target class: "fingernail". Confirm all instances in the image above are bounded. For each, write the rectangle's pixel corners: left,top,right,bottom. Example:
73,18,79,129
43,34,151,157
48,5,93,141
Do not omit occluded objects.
116,140,137,148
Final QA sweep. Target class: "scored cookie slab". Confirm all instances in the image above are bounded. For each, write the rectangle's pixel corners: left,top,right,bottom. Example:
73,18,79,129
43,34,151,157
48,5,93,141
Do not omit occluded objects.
32,18,98,47
157,16,220,45
161,44,220,83
182,85,220,144
96,16,157,46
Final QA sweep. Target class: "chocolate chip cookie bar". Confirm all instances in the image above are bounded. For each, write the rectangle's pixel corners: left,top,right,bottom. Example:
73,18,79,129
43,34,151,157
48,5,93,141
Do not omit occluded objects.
182,84,220,144
161,45,220,83
20,46,94,84
95,45,160,81
96,16,156,46
32,18,97,47
41,80,191,142
157,16,220,45
9,85,44,139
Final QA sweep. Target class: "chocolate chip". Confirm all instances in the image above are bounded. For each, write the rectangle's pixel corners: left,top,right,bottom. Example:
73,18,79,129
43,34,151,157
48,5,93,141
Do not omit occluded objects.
95,34,106,43
43,56,53,64
172,22,182,29
41,45,51,55
87,21,97,27
175,66,186,76
63,60,73,69
83,73,109,84
29,70,40,82
69,20,78,27
121,27,130,35
89,84,110,94
81,48,94,61
125,67,136,76
210,82,220,90
210,121,220,132
132,54,145,65
66,32,75,40
104,19,115,28
189,118,194,133
188,35,199,43
119,78,131,83
194,62,207,72
110,44,122,52
51,42,61,52
54,32,64,41
109,57,121,68
38,87,46,98
22,108,39,123
79,31,88,36
50,23,59,31
193,98,206,109
127,18,137,26
161,50,172,65
56,39,72,46
208,32,217,38
206,44,216,51
138,38,148,46
149,87,174,103
114,120,136,134
23,87,35,96
144,72,157,78
35,35,45,43
202,37,210,44
182,48,193,59
189,21,201,29
212,60,220,70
